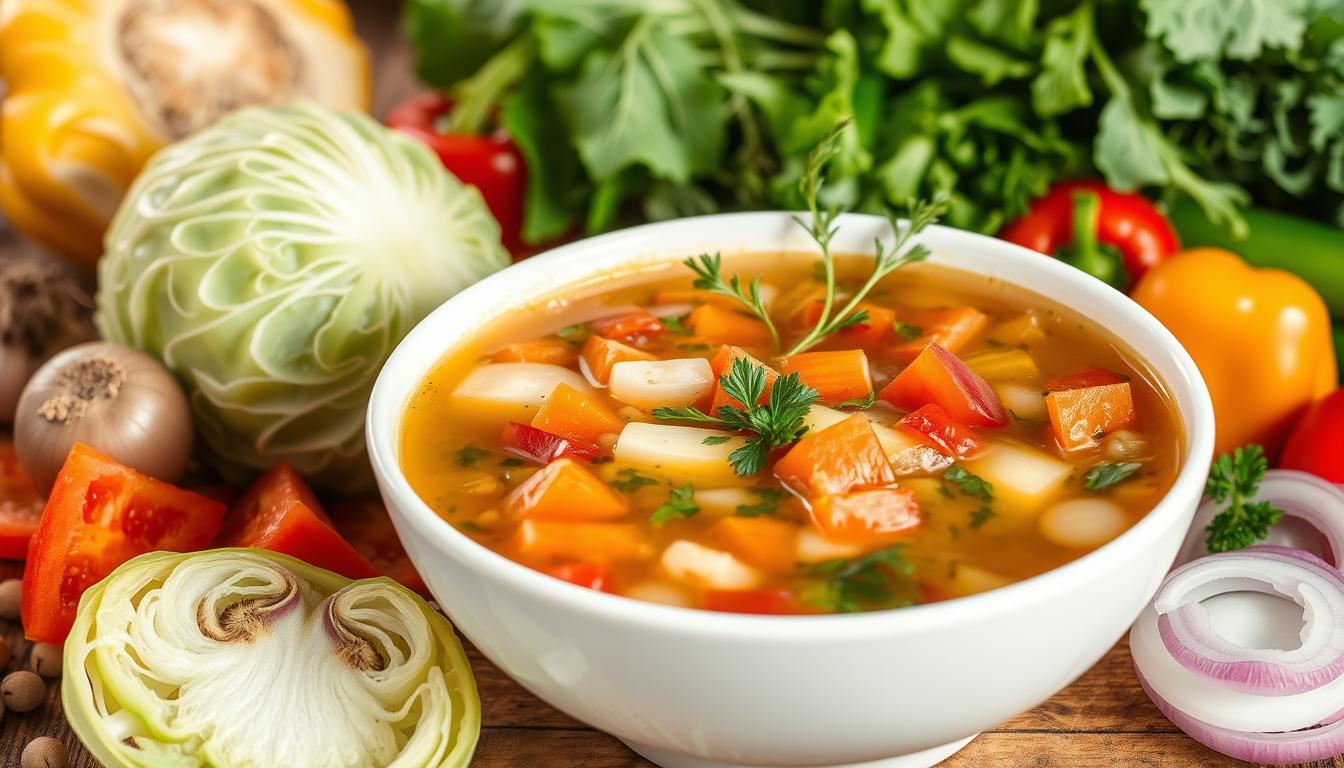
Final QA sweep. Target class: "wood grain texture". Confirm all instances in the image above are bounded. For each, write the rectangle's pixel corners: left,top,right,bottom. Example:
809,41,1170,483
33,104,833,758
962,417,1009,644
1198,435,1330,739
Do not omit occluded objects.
0,1,1341,766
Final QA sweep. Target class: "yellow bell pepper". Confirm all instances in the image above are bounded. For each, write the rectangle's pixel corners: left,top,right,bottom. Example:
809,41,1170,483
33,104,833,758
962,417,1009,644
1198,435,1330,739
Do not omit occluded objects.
0,0,370,266
1132,248,1338,458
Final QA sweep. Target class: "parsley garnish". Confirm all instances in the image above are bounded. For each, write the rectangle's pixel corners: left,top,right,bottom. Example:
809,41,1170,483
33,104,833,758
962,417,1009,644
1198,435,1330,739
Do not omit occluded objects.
702,435,731,446
970,506,995,529
801,546,915,613
455,444,487,467
650,484,698,524
835,391,877,410
610,468,658,493
893,321,923,341
942,466,994,503
653,357,818,476
662,314,692,334
1204,445,1284,553
1084,462,1142,492
735,488,786,517
499,457,526,468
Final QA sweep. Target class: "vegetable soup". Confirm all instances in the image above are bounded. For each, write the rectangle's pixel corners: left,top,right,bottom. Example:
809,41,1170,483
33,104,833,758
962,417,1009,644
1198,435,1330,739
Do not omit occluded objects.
401,253,1182,615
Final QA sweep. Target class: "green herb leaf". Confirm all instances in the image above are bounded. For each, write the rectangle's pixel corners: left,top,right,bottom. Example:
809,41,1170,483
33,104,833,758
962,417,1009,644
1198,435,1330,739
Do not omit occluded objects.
662,314,692,334
499,457,526,468
893,320,923,341
702,435,732,446
1084,462,1143,492
611,468,659,493
801,546,915,613
970,505,995,529
683,252,780,349
455,444,488,467
651,484,699,524
942,466,994,503
736,488,787,517
835,391,877,410
1204,445,1285,553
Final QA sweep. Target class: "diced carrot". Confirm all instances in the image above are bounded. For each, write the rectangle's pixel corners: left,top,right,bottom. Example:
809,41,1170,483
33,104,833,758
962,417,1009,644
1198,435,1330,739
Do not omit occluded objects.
590,310,665,347
708,345,777,411
490,339,578,366
811,486,922,544
711,517,799,574
505,458,629,521
581,336,658,385
1046,382,1137,451
898,404,983,458
779,350,873,405
879,344,1009,428
513,520,648,562
704,588,805,615
1045,367,1129,391
773,413,896,497
797,300,897,346
888,307,989,363
689,304,773,347
531,383,625,446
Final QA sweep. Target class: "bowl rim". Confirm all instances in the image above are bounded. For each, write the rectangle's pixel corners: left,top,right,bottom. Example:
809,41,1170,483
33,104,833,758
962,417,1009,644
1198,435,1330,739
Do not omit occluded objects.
367,210,1216,640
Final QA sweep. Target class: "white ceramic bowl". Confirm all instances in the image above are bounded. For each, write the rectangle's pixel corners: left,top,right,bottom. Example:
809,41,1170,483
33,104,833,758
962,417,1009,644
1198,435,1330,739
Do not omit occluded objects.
367,213,1215,768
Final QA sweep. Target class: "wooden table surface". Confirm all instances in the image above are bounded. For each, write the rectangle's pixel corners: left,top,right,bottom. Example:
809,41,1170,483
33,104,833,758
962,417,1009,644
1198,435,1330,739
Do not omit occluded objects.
1,2,1340,766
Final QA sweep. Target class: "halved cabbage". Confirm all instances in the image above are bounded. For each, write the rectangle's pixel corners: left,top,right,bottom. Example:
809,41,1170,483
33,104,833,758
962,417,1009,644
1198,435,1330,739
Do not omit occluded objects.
63,549,480,768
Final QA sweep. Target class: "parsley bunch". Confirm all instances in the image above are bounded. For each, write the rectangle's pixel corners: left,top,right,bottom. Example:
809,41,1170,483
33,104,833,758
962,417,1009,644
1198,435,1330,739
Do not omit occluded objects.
653,356,818,476
1204,445,1284,553
802,546,915,613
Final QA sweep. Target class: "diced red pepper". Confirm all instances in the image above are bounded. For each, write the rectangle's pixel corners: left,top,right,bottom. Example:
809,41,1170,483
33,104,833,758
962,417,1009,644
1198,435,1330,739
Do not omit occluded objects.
501,422,601,464
898,404,983,459
327,498,429,596
879,344,1008,428
0,442,44,560
590,310,665,347
704,588,804,615
543,562,615,592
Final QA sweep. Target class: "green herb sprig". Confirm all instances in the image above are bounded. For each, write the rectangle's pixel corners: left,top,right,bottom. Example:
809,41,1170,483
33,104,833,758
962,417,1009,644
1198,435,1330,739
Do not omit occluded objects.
1084,462,1142,492
651,484,699,524
801,546,915,613
1204,445,1283,553
653,356,818,476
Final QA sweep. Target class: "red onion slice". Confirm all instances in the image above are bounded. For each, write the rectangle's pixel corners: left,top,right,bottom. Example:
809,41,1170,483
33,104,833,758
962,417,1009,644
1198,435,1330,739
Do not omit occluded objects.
1136,667,1344,765
1154,547,1344,695
1177,471,1344,567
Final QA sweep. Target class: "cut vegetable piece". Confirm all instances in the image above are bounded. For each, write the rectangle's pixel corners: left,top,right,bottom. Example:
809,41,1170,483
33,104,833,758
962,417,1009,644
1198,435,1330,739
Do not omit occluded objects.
1046,382,1137,451
513,520,648,562
811,487,922,544
543,562,614,592
988,312,1047,346
1045,368,1129,391
888,307,988,362
689,304,773,347
490,339,578,366
797,300,896,346
661,540,762,590
326,498,428,595
963,349,1042,382
802,406,942,474
704,588,803,615
500,422,601,464
795,529,864,562
590,310,665,347
613,423,749,485
709,346,778,411
216,463,379,581
899,404,983,459
581,336,658,386
609,358,715,411
773,414,897,497
530,384,626,447
452,363,591,424
996,384,1048,421
964,441,1072,513
505,458,629,522
624,580,694,607
1040,498,1128,548
779,350,873,406
0,442,44,560
949,564,1013,597
693,488,763,516
711,517,799,573
22,444,227,642
879,344,1009,428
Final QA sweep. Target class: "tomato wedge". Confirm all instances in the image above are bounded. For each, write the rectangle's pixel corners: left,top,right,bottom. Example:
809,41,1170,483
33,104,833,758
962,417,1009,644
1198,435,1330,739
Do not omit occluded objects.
0,442,44,560
879,344,1008,428
21,443,227,642
327,498,428,595
215,463,378,581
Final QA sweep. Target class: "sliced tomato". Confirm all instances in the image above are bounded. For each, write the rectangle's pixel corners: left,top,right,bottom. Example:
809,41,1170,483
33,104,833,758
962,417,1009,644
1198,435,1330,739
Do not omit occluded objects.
501,421,601,464
327,498,428,595
0,442,44,560
704,588,804,615
543,562,614,592
898,404,983,459
21,443,227,642
215,463,379,581
879,344,1008,428
1044,367,1128,391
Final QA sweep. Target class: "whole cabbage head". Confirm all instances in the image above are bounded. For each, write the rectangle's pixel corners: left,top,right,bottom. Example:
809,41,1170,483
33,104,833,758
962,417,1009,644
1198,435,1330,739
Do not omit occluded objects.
96,103,508,491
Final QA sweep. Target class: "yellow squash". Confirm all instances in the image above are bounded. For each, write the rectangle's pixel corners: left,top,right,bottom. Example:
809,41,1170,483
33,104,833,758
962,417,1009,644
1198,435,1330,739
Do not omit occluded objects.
0,0,370,265
1132,248,1337,458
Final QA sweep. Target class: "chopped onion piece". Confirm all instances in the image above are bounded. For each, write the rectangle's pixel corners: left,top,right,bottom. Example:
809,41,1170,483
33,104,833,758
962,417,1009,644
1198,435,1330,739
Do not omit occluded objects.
661,540,762,590
608,358,714,411
452,363,591,424
1177,470,1344,567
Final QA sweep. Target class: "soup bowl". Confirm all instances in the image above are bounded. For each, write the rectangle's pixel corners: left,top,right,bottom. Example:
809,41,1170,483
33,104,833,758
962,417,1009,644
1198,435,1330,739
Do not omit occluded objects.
367,213,1215,768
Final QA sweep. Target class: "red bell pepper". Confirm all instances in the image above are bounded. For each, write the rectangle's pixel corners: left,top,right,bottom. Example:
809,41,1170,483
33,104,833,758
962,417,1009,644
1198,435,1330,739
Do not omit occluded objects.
543,562,614,592
0,442,44,560
326,498,429,596
501,421,601,464
704,588,804,615
387,92,526,255
1281,389,1344,483
898,404,983,459
21,444,227,642
1000,180,1179,290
